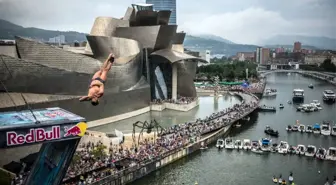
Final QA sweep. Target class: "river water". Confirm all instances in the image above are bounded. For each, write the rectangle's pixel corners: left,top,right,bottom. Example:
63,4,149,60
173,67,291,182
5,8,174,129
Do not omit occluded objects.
91,94,241,133
127,72,336,185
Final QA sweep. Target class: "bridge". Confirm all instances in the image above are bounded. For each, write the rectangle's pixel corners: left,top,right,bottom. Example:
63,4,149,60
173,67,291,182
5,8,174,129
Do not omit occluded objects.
258,69,336,85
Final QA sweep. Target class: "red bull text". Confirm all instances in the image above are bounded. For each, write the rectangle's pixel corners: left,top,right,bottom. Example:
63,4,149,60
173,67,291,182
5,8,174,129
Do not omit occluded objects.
6,126,61,146
64,125,81,137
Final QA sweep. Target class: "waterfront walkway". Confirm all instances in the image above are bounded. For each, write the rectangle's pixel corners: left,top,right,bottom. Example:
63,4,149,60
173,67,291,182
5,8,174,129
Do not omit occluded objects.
65,92,259,185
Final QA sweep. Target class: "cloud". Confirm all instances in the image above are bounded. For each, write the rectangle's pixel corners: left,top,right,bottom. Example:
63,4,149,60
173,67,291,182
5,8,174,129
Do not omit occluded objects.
0,0,335,44
178,7,292,44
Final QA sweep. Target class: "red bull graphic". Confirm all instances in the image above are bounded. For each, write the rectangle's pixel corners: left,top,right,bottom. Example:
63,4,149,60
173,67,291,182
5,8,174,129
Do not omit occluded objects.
64,122,87,137
6,126,61,146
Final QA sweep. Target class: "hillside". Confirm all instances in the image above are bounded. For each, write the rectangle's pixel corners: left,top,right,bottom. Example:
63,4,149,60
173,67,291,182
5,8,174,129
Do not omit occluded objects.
262,35,336,50
264,44,320,50
0,19,267,56
184,35,259,56
195,34,235,44
0,19,87,42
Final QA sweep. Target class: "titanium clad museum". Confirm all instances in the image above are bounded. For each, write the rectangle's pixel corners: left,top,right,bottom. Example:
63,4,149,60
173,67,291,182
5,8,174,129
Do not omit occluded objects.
0,4,206,123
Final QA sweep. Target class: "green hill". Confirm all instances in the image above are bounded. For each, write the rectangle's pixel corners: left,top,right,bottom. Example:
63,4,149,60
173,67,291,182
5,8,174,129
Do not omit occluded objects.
0,19,87,42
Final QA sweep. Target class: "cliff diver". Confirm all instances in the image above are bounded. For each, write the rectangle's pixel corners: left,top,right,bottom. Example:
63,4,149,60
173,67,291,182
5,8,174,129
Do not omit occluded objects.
79,53,115,105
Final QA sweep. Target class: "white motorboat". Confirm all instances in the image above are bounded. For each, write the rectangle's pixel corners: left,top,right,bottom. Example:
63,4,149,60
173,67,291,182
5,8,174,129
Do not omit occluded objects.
225,138,234,149
313,123,321,134
259,138,272,152
278,141,289,154
316,147,327,159
251,147,264,154
234,123,242,128
305,145,317,157
243,139,252,150
292,89,304,102
279,104,284,109
234,140,243,149
286,125,292,131
216,139,224,149
263,88,277,97
298,124,305,133
200,141,208,150
321,123,331,136
331,124,336,136
325,147,336,161
305,125,313,133
292,125,298,132
296,144,306,155
323,90,336,102
311,100,322,110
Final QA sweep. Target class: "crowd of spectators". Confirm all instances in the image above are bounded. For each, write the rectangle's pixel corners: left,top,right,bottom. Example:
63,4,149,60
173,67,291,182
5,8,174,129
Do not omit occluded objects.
151,97,197,105
197,81,265,94
11,93,258,185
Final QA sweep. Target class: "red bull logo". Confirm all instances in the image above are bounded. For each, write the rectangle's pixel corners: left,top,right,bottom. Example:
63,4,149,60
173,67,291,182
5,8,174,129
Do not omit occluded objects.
6,126,61,146
64,122,87,137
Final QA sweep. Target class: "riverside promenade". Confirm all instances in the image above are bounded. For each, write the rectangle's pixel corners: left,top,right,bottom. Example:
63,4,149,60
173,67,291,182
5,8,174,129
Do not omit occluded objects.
85,92,259,185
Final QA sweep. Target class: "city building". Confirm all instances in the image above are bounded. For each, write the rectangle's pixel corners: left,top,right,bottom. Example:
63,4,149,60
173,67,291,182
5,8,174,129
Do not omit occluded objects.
146,0,177,24
199,50,211,64
236,52,254,62
48,35,65,44
0,4,206,123
275,47,285,53
304,53,336,65
293,41,302,52
256,47,270,64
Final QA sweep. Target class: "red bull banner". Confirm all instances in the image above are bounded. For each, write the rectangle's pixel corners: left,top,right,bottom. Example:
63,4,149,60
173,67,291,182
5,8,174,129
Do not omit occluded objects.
0,122,87,148
0,107,87,148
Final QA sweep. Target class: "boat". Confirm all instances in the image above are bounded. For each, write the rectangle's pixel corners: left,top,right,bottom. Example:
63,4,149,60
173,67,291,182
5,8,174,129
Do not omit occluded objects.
292,125,298,132
200,142,208,150
243,139,252,150
279,104,284,109
259,138,272,152
263,88,277,97
321,122,331,136
298,124,305,133
311,100,322,110
278,141,289,154
292,89,304,102
325,147,336,161
287,100,292,104
302,104,317,112
305,145,317,157
258,105,276,112
234,123,242,128
316,147,327,159
224,138,234,149
286,125,292,131
264,126,279,137
332,124,336,136
323,90,336,102
272,176,278,183
308,84,314,89
234,140,243,149
313,123,321,134
305,125,313,133
242,117,250,121
288,146,296,154
296,144,306,155
271,143,278,153
216,139,224,149
251,147,264,154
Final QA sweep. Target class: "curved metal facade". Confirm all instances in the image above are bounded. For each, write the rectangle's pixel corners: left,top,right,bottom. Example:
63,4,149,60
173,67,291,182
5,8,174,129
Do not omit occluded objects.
86,36,141,63
172,32,186,44
114,25,177,51
150,49,208,64
0,55,91,95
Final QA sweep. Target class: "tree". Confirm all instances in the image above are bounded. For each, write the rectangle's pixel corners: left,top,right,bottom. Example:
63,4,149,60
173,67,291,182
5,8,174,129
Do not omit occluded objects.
90,144,107,158
320,58,336,72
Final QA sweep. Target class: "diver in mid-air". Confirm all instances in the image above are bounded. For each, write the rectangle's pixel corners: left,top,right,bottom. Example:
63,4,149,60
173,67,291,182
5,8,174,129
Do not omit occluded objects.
79,53,115,106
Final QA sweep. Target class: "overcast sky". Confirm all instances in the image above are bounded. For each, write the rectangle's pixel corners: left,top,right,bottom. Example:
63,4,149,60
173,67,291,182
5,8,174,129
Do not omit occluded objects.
0,0,335,44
